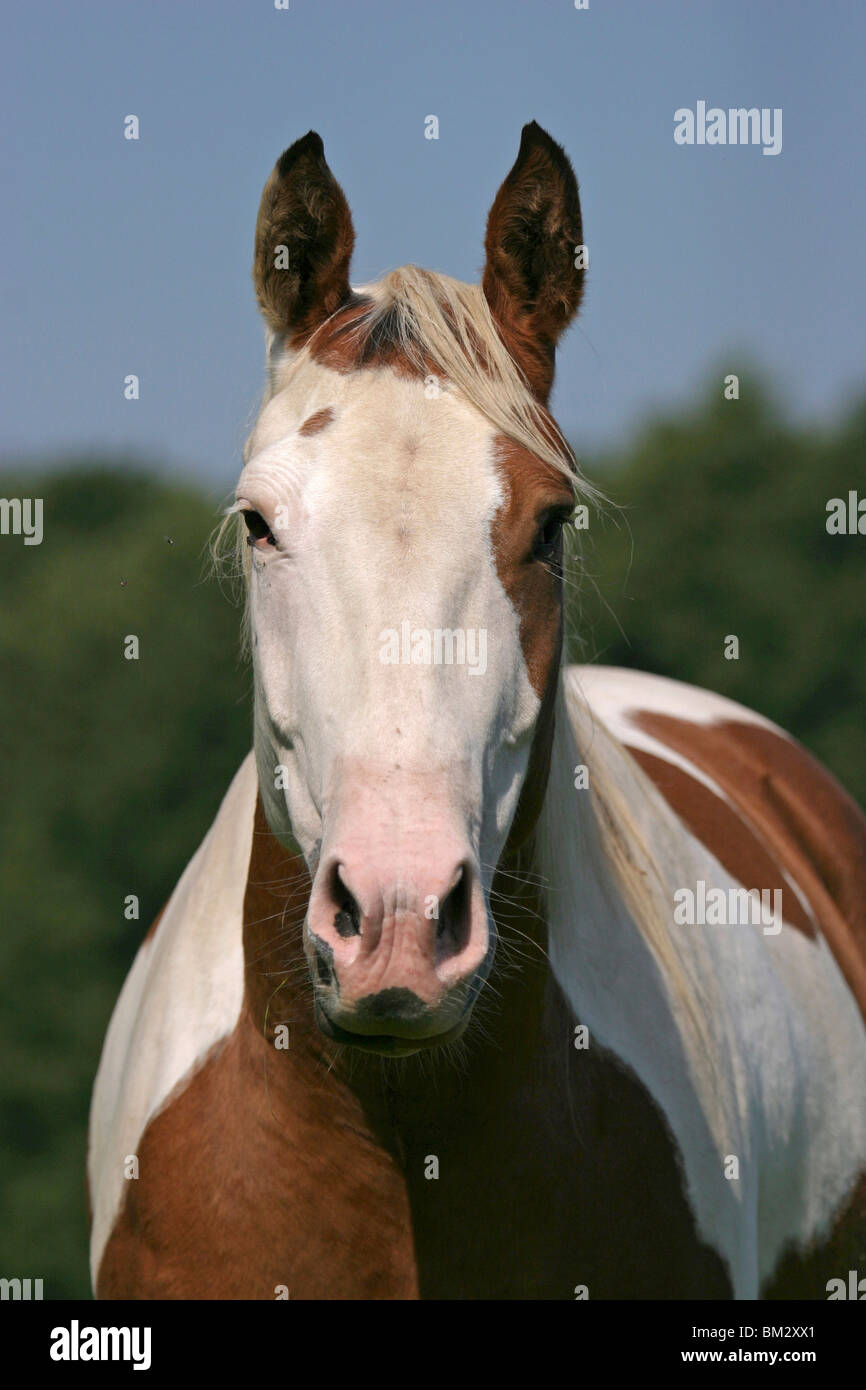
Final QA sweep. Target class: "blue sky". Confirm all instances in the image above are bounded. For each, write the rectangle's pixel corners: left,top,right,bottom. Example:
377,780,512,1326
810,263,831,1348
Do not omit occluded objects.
2,0,864,489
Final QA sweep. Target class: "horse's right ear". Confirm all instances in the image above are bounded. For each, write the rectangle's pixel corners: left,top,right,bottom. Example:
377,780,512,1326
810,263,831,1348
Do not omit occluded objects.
252,132,355,346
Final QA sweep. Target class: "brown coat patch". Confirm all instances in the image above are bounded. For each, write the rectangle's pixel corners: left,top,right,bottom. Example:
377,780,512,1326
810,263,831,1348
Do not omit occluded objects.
298,406,335,436
632,713,866,1016
629,747,816,936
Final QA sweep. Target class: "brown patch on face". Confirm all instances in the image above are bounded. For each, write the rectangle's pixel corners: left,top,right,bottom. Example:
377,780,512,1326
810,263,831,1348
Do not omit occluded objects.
633,712,866,1016
305,295,442,380
490,434,574,851
298,406,335,437
629,748,816,936
300,295,372,367
490,435,573,698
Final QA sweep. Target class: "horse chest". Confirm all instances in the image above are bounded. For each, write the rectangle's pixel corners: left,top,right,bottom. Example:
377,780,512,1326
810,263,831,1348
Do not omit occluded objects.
96,998,729,1299
376,1022,731,1298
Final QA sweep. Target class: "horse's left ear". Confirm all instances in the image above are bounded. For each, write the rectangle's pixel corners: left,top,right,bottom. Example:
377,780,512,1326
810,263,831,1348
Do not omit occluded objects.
253,131,355,347
482,122,584,401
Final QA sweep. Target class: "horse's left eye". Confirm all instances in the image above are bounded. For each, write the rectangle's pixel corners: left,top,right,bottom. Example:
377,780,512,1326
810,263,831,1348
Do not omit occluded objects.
242,510,276,546
532,513,566,562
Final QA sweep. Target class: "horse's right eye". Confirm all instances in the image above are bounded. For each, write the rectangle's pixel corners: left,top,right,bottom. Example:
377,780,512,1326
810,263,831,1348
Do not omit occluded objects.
242,510,276,546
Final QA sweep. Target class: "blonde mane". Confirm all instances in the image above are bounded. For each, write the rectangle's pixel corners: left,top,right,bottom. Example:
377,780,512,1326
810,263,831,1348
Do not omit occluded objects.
321,266,602,496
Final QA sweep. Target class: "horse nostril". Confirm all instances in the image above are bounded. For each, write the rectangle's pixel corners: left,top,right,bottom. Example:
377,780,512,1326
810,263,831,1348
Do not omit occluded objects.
332,864,362,938
311,934,335,987
436,864,470,954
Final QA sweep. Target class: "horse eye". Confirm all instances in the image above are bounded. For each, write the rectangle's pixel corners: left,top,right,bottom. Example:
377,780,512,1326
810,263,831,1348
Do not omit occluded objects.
533,513,566,561
242,510,276,546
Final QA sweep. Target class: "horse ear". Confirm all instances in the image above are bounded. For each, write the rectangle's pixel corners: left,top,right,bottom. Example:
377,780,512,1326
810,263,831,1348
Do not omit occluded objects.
482,122,584,401
253,131,355,345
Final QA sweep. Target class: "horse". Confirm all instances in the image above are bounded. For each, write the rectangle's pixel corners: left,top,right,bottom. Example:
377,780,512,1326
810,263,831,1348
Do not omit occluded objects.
88,124,866,1299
